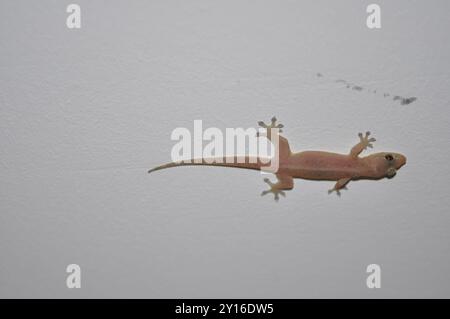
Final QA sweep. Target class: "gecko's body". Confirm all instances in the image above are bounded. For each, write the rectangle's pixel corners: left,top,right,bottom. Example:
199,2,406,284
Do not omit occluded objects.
280,151,371,181
149,117,406,200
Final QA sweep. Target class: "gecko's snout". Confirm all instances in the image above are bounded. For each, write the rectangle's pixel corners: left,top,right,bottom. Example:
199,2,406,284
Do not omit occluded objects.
373,152,407,179
395,154,407,169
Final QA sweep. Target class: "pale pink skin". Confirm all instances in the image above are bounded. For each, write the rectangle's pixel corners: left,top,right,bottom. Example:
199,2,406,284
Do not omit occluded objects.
148,118,407,200
258,128,406,199
280,150,406,181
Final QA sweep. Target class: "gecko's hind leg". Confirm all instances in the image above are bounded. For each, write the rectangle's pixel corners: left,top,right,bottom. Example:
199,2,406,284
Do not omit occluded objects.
257,116,292,160
258,116,284,134
261,174,294,202
328,177,351,196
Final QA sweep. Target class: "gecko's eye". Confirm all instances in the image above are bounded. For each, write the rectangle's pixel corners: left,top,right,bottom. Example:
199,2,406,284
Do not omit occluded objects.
385,154,394,161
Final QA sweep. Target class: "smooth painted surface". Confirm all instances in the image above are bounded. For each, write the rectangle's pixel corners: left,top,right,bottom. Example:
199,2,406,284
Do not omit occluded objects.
1,0,449,297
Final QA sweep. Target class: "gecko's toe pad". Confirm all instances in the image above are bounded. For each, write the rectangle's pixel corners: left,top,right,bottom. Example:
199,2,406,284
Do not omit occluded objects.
358,131,376,149
258,117,284,133
328,187,347,197
261,178,286,201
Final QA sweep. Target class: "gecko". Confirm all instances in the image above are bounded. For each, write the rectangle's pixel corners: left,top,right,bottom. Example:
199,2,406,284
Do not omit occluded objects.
148,117,407,200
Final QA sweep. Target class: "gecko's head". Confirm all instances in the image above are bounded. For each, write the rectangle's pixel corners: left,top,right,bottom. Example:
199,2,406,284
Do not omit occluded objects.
367,152,407,179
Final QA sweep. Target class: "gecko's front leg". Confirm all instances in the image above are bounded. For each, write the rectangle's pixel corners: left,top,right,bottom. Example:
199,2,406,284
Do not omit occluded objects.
261,174,294,201
328,177,351,196
350,131,376,158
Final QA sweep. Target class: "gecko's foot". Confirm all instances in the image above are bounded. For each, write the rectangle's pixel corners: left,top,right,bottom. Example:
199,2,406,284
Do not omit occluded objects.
328,186,348,197
358,131,376,150
258,116,284,133
261,178,286,202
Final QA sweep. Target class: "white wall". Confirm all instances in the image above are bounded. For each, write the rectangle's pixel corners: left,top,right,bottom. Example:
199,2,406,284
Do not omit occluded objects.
1,0,449,297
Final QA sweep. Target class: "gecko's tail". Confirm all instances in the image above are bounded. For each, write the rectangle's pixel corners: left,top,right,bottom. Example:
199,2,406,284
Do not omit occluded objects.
148,156,269,173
